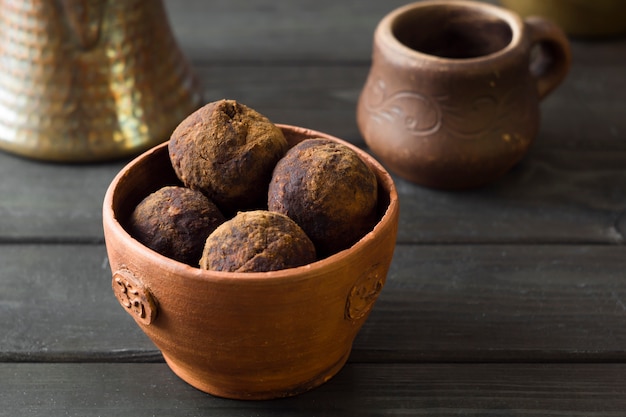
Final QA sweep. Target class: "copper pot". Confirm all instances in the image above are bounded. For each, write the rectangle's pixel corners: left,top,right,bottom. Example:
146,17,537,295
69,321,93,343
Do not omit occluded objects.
0,0,202,162
102,124,399,399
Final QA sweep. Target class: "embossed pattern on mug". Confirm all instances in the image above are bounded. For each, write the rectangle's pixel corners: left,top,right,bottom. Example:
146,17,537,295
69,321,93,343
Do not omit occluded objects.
363,78,536,143
363,79,443,137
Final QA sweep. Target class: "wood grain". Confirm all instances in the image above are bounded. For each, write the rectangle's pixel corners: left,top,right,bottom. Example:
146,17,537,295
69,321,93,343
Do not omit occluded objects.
1,0,625,413
0,158,124,242
356,243,626,362
2,244,625,363
163,0,416,62
1,363,625,416
0,244,155,361
0,61,625,244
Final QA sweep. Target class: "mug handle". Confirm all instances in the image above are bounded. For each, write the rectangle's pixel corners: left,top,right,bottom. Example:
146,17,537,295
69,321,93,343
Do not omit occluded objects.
525,16,572,100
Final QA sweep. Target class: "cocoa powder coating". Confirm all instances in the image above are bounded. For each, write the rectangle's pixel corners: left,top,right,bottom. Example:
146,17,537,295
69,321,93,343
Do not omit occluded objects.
129,186,226,266
268,138,378,257
200,210,316,272
168,99,288,214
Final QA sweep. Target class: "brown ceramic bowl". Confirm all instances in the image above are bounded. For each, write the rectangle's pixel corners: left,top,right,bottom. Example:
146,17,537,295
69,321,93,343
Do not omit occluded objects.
102,124,399,400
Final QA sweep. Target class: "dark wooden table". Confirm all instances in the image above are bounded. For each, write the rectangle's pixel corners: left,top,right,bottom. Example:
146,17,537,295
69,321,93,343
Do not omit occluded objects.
2,0,626,415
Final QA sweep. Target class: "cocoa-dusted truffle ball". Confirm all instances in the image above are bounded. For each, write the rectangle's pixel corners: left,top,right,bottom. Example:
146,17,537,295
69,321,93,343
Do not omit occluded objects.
129,186,226,266
168,99,288,214
200,210,316,272
268,139,378,257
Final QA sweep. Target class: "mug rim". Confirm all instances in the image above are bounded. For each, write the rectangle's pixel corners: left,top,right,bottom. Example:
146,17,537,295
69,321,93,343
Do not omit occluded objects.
376,0,524,65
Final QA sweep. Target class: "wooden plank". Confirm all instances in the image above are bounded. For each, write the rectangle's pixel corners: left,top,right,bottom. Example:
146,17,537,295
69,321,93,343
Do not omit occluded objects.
397,147,626,244
0,59,624,243
1,362,625,416
0,244,157,361
355,243,626,362
0,157,125,242
194,65,370,143
163,0,417,62
161,0,626,76
2,244,626,362
537,42,626,152
3,148,623,245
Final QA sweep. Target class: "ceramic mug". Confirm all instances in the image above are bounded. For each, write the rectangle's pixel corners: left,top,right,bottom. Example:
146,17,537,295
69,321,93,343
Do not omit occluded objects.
357,0,571,189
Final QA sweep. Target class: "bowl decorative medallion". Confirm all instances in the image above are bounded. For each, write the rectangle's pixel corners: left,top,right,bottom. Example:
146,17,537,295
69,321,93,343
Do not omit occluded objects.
112,268,157,326
103,124,399,400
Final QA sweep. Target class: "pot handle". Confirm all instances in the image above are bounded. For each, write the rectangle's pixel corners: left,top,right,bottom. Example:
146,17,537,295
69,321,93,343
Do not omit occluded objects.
525,16,571,100
112,268,158,325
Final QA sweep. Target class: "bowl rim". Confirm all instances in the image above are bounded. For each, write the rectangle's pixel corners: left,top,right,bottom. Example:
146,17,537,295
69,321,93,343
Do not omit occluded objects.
103,124,399,283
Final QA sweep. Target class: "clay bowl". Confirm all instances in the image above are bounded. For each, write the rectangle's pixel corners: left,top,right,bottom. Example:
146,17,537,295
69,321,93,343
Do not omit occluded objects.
102,124,399,400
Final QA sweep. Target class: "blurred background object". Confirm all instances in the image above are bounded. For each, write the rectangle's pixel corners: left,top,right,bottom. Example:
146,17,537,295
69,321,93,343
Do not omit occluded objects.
499,0,626,38
0,0,202,162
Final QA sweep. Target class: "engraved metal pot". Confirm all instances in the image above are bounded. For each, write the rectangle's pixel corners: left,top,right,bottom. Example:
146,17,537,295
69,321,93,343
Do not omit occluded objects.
0,0,202,162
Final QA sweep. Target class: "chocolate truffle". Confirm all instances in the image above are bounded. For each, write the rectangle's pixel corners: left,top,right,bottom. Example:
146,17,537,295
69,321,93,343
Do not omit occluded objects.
168,99,288,214
268,138,378,257
200,210,316,272
129,186,225,266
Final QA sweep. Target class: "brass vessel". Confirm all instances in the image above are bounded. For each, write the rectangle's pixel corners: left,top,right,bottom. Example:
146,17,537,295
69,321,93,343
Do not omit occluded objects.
0,0,202,162
499,0,626,38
